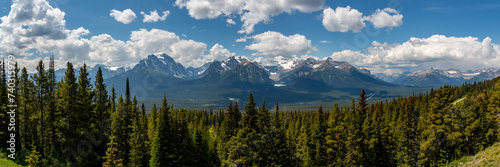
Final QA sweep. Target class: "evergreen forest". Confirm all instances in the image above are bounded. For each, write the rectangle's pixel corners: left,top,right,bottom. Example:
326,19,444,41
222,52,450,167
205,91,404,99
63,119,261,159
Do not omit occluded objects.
1,59,500,167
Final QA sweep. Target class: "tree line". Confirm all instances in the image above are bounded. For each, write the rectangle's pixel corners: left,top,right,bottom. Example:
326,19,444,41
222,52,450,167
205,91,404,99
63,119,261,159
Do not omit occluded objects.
1,59,500,166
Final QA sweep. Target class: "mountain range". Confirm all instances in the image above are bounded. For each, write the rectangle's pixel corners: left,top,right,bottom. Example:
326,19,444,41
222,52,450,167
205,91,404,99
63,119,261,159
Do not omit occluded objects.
101,54,399,108
55,64,127,81
375,67,500,87
49,53,499,109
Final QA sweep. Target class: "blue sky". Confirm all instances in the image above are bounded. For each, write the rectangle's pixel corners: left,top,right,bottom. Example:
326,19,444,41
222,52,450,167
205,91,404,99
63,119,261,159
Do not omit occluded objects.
1,0,500,73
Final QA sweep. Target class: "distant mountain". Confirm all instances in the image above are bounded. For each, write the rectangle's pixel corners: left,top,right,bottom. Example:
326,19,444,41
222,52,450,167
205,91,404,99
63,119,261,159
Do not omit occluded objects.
392,67,466,87
198,56,271,84
377,67,499,87
374,72,410,83
468,68,500,82
278,58,391,90
186,62,211,78
55,64,126,81
130,54,194,79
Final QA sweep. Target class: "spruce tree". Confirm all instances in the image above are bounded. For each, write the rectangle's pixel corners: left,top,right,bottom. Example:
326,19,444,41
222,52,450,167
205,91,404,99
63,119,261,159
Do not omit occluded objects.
93,67,111,165
31,60,48,157
55,62,78,163
128,103,149,167
147,104,158,146
325,103,346,166
193,129,215,167
312,105,327,166
268,101,293,167
19,67,35,151
46,55,57,158
149,95,176,167
227,93,263,166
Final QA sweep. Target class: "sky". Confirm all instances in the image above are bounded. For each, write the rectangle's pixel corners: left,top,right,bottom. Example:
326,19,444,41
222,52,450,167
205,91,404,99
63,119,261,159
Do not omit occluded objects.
1,0,500,74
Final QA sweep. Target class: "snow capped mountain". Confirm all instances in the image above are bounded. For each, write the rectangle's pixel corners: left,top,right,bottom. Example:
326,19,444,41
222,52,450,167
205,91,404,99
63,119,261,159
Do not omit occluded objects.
468,68,500,82
277,57,390,89
378,67,500,87
131,54,192,79
199,56,271,84
54,64,127,80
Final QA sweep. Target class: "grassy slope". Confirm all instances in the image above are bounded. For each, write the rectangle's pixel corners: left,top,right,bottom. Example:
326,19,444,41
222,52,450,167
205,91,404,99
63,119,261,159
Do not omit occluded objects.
0,152,23,167
446,142,500,167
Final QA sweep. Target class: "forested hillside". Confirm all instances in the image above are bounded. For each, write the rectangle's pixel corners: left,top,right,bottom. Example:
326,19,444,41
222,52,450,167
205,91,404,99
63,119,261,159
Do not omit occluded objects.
1,59,500,166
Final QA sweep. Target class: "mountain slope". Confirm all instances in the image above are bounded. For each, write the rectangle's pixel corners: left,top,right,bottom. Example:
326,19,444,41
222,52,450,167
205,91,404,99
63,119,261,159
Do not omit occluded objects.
394,67,466,87
279,58,391,90
468,69,500,83
446,142,500,167
198,56,271,85
131,54,192,79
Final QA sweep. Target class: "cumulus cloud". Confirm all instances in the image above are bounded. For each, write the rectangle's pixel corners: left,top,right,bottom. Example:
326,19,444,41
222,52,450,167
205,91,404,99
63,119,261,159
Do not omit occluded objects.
207,43,235,61
0,0,67,57
110,9,137,24
245,31,317,58
330,35,500,73
364,8,403,28
140,10,170,23
226,18,236,25
322,6,365,33
175,0,324,34
169,40,207,67
0,0,217,71
322,6,403,33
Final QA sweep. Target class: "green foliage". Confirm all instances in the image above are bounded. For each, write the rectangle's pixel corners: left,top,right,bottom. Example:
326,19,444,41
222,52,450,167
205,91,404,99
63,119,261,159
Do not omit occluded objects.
25,143,41,167
149,95,175,167
103,138,123,167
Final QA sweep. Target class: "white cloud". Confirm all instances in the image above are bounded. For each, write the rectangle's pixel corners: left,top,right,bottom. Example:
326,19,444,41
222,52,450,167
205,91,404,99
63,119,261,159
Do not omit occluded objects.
235,36,249,42
0,0,215,71
226,18,236,25
322,6,365,33
175,0,325,34
169,40,207,67
330,35,500,73
319,40,331,43
245,31,317,58
322,6,403,33
207,43,235,61
0,0,67,57
140,10,170,23
364,8,403,28
110,9,137,24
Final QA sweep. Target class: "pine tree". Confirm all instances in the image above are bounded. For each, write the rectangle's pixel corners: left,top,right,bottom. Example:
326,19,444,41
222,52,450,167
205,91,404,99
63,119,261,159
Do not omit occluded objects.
268,101,293,167
227,93,264,166
345,89,369,166
193,129,215,167
19,67,35,151
31,60,48,158
325,103,346,166
312,105,327,166
418,85,453,166
92,66,111,165
55,62,78,163
108,78,134,164
103,137,124,167
45,55,57,158
111,85,116,113
147,104,158,146
128,103,149,167
11,62,21,158
149,95,176,167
